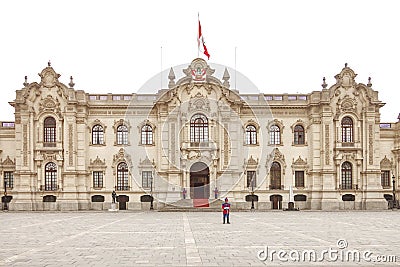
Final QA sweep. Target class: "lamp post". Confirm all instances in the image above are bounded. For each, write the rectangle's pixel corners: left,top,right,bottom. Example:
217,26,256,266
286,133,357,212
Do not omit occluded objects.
150,177,154,210
250,177,255,210
392,175,396,209
3,180,8,211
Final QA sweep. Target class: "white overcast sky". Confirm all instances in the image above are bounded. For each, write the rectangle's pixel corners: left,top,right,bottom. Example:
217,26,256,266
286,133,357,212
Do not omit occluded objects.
0,0,399,122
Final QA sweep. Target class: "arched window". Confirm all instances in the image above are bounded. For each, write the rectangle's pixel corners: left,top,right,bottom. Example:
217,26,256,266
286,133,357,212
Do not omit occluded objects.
141,125,153,145
190,114,208,143
44,117,56,144
270,125,280,145
341,117,353,143
341,161,352,189
245,125,257,145
117,125,128,145
117,162,129,190
92,125,104,145
270,162,281,189
45,162,57,191
294,125,305,145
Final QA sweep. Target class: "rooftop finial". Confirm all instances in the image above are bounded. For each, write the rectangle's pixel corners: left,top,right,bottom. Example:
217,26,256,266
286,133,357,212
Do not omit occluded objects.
48,60,51,67
367,77,372,87
23,76,29,87
321,77,327,89
168,67,176,89
345,63,348,68
222,67,230,88
69,76,75,88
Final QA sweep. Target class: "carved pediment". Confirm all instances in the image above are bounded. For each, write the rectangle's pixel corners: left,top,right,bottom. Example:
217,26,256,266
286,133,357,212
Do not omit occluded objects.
39,65,61,88
246,156,258,167
1,156,15,166
292,156,307,166
334,64,357,89
112,148,132,167
139,156,154,166
90,156,105,166
380,155,392,169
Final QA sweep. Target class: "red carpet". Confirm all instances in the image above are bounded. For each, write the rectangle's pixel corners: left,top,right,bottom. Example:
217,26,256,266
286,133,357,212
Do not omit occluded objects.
193,199,209,208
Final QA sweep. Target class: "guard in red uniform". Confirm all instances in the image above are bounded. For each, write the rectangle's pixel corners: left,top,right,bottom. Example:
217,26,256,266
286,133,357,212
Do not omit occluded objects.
222,197,231,224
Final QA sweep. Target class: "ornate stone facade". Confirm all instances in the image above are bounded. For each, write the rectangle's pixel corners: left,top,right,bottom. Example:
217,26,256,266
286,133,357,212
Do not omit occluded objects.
0,59,397,210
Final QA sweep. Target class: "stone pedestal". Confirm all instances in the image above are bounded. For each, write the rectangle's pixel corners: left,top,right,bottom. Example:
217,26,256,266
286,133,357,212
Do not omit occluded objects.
108,203,118,211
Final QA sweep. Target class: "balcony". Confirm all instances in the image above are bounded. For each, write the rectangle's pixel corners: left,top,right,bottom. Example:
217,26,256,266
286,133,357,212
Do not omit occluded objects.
338,184,358,190
43,142,57,147
269,185,284,190
40,185,59,191
115,186,130,191
190,142,210,148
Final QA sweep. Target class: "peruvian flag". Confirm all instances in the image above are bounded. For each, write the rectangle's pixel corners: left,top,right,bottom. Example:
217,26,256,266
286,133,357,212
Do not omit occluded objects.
198,15,210,60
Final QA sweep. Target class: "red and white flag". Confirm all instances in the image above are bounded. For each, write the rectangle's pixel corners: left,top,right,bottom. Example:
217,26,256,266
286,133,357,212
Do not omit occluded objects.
198,15,210,60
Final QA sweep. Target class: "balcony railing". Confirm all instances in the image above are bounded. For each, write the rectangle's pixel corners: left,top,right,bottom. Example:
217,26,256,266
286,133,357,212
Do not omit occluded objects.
339,184,358,190
341,142,354,147
115,186,130,191
190,141,209,148
40,185,59,191
269,185,284,190
43,142,57,147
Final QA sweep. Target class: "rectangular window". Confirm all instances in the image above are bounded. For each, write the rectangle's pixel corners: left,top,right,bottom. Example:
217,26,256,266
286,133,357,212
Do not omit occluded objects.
247,171,256,188
295,171,305,187
93,171,104,188
4,171,14,188
142,171,153,188
381,170,390,187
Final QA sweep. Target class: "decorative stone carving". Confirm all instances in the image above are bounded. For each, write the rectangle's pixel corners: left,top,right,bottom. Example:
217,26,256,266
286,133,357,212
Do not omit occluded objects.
334,63,357,89
89,156,106,171
90,156,106,166
267,148,286,174
112,148,132,169
336,95,357,114
23,124,28,166
222,67,230,88
246,156,258,169
68,124,74,166
1,156,15,166
39,66,61,88
380,155,392,169
189,93,210,112
168,67,176,89
325,124,330,165
139,156,153,167
369,124,373,165
39,95,61,117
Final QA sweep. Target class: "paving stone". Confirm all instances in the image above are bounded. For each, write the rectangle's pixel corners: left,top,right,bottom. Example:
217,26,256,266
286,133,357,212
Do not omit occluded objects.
0,211,399,266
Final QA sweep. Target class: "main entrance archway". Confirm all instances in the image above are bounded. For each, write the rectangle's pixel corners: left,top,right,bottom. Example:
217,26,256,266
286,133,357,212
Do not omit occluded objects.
190,162,210,199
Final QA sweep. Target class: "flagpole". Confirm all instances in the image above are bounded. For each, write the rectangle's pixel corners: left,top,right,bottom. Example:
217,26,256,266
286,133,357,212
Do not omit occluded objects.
160,46,163,90
235,47,237,90
197,13,199,58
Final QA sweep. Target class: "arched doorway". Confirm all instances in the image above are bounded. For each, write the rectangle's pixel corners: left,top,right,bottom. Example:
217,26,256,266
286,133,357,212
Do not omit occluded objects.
270,194,282,210
190,162,210,199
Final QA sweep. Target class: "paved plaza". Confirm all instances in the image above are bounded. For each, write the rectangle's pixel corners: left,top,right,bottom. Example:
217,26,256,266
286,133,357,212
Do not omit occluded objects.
0,210,399,266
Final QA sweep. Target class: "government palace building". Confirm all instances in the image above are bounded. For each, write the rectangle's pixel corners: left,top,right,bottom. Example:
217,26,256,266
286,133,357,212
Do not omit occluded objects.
0,58,399,211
